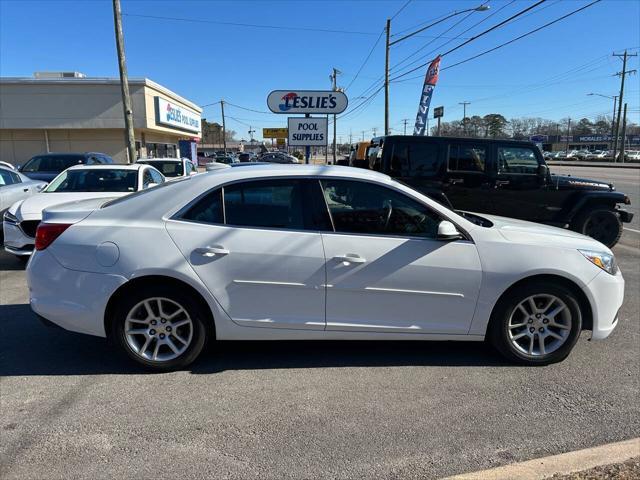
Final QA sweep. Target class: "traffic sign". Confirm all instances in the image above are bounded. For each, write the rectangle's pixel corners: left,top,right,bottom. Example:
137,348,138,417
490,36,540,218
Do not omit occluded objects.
288,117,327,146
263,128,288,139
268,90,348,114
433,106,444,118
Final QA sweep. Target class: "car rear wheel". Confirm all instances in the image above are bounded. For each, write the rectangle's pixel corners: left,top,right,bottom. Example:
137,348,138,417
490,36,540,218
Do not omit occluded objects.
488,281,582,365
571,207,622,247
112,285,208,371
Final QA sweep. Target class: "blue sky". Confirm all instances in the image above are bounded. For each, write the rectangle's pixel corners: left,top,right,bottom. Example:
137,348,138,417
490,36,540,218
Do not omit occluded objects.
1,0,639,142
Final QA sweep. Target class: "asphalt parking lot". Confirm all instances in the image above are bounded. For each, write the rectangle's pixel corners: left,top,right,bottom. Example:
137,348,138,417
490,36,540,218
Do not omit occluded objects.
1,169,639,479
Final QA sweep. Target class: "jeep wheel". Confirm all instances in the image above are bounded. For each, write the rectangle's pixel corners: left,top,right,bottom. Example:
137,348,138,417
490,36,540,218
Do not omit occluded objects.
571,208,622,247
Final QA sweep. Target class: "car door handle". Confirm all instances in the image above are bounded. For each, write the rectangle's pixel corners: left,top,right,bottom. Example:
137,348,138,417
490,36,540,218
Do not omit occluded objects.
334,254,366,264
195,245,229,257
495,180,510,186
449,178,464,185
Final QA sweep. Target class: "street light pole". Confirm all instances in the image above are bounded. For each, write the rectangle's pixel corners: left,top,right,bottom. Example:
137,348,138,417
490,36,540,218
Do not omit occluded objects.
587,93,618,151
459,101,470,136
112,0,136,163
384,4,489,135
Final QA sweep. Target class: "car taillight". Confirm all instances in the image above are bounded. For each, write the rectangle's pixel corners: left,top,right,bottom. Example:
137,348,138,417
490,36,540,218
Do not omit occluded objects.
35,223,72,250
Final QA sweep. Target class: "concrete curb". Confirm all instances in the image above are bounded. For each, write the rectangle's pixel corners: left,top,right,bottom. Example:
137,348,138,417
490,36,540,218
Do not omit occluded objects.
547,161,640,169
442,438,640,480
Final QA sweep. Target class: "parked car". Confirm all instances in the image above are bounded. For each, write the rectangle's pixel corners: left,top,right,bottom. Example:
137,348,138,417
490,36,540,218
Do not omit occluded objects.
238,153,252,162
26,165,623,371
214,156,238,165
0,161,17,170
258,152,299,164
585,150,606,160
574,150,591,160
136,157,198,178
1,166,47,242
624,150,640,161
360,136,633,247
17,152,114,182
3,164,164,258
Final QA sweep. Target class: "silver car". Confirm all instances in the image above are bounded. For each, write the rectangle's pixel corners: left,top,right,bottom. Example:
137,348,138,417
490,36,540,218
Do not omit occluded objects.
0,166,46,240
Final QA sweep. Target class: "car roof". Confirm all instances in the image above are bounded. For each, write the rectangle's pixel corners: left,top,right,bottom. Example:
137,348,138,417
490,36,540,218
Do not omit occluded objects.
66,164,144,171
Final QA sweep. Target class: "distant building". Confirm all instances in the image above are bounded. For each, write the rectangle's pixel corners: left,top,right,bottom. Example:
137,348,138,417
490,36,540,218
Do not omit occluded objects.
0,72,202,164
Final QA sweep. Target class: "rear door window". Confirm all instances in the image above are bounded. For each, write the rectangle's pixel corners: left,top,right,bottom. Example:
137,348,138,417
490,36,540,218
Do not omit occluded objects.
447,144,487,173
224,179,305,230
497,146,540,174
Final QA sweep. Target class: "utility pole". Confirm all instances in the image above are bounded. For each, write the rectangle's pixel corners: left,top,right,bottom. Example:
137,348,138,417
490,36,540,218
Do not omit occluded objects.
349,128,353,145
372,127,378,137
565,118,571,154
383,5,489,139
620,103,628,163
248,126,255,142
459,101,470,136
612,50,637,162
112,0,136,163
220,100,227,154
330,68,341,164
402,118,409,135
384,18,391,136
362,131,366,142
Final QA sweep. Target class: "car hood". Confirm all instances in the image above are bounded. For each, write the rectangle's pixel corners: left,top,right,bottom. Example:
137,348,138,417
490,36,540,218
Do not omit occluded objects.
477,213,611,253
550,174,613,191
12,192,127,219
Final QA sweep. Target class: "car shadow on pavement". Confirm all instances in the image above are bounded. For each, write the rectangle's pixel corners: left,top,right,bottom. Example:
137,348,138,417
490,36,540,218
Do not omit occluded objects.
0,303,510,377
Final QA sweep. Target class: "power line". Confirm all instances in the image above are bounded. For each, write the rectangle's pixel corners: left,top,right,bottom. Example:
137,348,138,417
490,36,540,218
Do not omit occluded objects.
391,0,412,20
345,27,385,91
390,0,514,76
390,0,547,82
441,0,602,71
123,13,389,37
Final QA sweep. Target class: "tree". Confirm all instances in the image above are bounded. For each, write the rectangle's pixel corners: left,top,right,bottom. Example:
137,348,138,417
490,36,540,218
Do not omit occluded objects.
201,119,236,144
573,118,594,135
483,114,508,138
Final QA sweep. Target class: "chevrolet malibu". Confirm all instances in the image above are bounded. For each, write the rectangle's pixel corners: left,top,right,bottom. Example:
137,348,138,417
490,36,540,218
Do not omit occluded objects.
27,165,624,371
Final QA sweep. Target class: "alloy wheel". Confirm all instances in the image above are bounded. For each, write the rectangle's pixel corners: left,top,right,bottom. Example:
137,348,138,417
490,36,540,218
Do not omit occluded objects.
507,294,572,357
124,297,193,362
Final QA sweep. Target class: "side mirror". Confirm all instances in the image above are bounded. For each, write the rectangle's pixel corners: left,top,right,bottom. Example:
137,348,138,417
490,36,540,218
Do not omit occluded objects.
16,165,22,171
537,164,549,177
36,183,48,192
437,220,462,241
146,182,159,189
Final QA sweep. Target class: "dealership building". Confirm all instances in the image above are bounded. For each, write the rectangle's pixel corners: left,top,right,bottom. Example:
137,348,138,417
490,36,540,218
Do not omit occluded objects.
0,72,202,164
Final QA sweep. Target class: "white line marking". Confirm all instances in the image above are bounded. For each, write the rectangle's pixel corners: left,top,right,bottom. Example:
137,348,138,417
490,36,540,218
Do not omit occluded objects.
623,227,640,234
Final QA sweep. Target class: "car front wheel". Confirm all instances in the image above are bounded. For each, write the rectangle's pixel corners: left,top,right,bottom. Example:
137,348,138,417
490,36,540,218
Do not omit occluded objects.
112,285,208,371
488,281,582,365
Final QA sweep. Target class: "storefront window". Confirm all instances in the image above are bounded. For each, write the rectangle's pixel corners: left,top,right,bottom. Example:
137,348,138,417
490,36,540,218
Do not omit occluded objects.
146,143,177,158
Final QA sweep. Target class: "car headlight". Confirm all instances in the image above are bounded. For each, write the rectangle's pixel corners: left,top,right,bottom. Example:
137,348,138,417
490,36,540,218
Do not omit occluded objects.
3,211,19,225
579,249,617,275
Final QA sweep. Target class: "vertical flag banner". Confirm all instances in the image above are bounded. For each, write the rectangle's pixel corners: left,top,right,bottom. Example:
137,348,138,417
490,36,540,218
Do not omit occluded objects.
413,56,441,136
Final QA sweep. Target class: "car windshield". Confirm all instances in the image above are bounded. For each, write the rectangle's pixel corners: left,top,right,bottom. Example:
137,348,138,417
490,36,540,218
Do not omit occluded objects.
21,155,84,173
45,169,138,193
139,160,184,177
102,175,191,208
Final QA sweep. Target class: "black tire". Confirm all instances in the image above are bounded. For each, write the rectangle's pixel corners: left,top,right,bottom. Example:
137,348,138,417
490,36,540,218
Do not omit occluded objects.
111,284,209,371
15,255,29,264
571,207,622,247
488,280,583,366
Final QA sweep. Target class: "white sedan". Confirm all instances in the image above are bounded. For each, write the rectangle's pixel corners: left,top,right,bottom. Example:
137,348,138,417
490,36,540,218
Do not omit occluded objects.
3,163,164,258
27,165,624,370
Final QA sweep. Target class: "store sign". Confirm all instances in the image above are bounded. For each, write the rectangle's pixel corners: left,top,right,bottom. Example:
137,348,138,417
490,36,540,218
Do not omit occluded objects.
155,97,201,133
288,117,327,146
268,90,348,114
433,106,444,118
263,128,288,138
529,135,548,143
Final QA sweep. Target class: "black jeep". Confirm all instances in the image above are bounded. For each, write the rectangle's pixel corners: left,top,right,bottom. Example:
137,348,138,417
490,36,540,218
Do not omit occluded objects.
363,135,633,247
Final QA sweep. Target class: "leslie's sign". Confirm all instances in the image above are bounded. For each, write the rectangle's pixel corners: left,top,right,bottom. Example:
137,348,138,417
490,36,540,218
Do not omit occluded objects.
155,97,201,134
267,90,348,114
